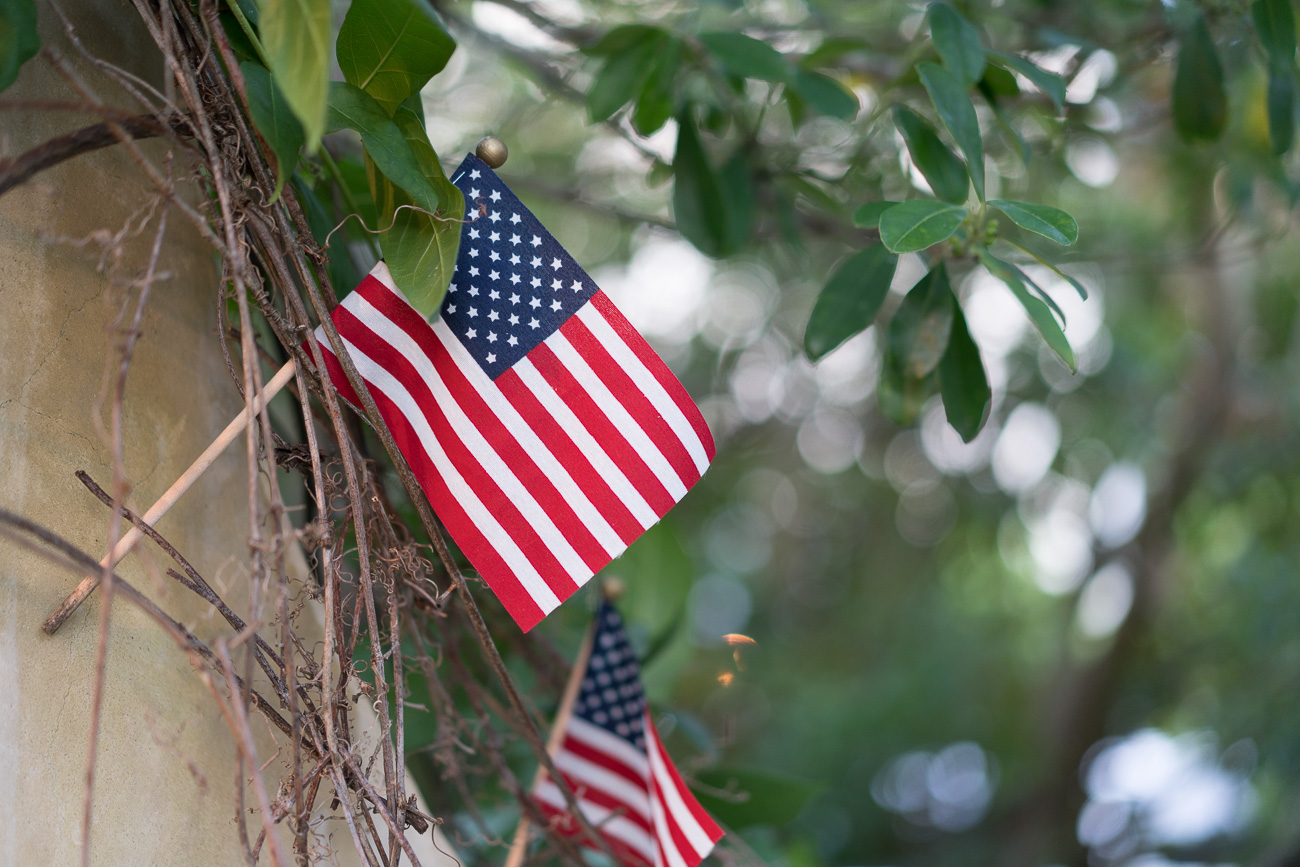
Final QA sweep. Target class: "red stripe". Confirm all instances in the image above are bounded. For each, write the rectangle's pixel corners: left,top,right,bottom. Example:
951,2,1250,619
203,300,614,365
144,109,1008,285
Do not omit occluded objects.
495,369,645,544
552,769,654,835
526,342,676,516
591,291,715,462
646,716,724,844
316,342,546,631
647,759,698,867
560,734,647,791
329,307,580,613
534,801,654,867
366,287,612,573
560,316,700,490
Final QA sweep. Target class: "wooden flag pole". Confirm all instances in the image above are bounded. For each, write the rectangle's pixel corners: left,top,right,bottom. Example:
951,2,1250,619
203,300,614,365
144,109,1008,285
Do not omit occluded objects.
504,614,598,867
41,358,299,635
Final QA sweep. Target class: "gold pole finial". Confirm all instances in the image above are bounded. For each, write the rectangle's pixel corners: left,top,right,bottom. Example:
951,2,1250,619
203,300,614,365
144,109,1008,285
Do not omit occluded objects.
475,135,508,168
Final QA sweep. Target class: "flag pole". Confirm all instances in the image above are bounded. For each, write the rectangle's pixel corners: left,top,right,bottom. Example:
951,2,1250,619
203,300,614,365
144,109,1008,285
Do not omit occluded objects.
41,358,299,635
504,580,619,867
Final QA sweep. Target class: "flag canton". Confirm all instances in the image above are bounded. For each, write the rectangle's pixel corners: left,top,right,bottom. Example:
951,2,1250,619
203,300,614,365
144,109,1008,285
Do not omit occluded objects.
443,154,600,380
572,602,647,751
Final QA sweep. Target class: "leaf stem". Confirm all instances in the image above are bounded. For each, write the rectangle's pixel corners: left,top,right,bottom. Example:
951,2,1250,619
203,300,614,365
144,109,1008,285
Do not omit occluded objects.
224,0,268,66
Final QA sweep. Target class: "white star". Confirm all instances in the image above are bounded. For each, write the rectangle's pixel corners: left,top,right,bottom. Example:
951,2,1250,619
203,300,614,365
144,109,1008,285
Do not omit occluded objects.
448,282,458,293
571,280,583,292
551,299,563,311
468,248,479,258
489,250,500,262
489,211,501,223
487,331,498,343
490,231,501,243
529,297,541,309
466,327,477,338
510,213,522,224
468,307,478,318
469,188,480,200
552,278,563,290
509,293,520,305
510,273,521,285
468,228,480,240
531,235,542,247
470,169,481,179
489,289,500,300
509,254,520,266
529,317,541,329
489,270,500,281
510,234,521,245
489,310,499,321
465,208,477,219
508,335,519,346
530,276,542,289
468,266,479,277
551,257,562,270
489,190,501,202
447,304,457,314
509,313,519,325
486,352,496,363
531,256,542,268
469,286,479,297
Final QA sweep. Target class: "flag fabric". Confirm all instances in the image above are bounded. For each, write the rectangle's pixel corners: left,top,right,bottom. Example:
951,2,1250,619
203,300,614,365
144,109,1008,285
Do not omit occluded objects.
312,154,715,631
533,602,723,866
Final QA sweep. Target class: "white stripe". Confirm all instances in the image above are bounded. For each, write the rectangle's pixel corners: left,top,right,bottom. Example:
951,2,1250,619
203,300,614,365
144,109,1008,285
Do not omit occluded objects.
512,358,659,528
426,317,626,558
534,780,657,862
577,304,710,475
343,293,590,584
552,751,652,822
320,335,561,614
565,717,651,780
645,718,716,859
546,331,688,500
647,776,688,867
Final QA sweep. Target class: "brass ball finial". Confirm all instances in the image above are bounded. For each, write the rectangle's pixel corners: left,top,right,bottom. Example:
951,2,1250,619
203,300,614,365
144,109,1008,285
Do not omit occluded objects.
476,136,508,168
601,576,626,603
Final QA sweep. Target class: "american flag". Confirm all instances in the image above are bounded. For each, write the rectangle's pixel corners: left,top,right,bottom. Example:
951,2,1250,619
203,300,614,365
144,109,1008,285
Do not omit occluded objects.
533,602,723,866
313,154,715,630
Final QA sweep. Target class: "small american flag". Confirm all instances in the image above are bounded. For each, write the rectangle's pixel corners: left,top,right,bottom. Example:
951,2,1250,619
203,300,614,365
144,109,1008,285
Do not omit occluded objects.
313,154,714,630
534,601,723,866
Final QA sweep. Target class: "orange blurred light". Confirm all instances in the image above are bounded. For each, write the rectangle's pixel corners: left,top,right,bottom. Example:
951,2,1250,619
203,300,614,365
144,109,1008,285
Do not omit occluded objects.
722,634,756,646
716,671,735,687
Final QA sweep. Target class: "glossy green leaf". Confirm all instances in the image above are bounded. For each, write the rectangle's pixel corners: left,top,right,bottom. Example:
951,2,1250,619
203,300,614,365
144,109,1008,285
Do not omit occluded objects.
804,245,898,361
1268,69,1295,155
1006,239,1088,299
791,68,859,119
588,31,665,122
694,767,820,829
878,199,966,253
672,110,730,257
979,249,1075,371
853,200,900,228
1172,15,1227,143
633,35,682,135
0,0,39,94
889,263,955,379
587,24,663,55
986,51,1066,112
326,82,447,217
336,0,455,117
699,31,789,83
241,62,304,201
260,0,331,151
928,2,985,87
988,199,1078,245
938,300,990,442
918,62,985,200
894,106,969,204
1253,0,1296,69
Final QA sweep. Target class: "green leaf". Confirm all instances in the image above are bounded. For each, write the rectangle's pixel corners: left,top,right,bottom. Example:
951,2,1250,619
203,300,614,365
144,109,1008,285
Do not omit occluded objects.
719,152,755,252
804,245,898,360
672,109,730,257
791,68,859,119
1268,69,1295,155
988,199,1078,246
336,0,455,117
853,200,900,228
889,263,955,379
241,62,304,201
260,0,331,151
986,51,1066,112
938,300,990,442
979,64,1020,99
1005,239,1088,300
1172,15,1227,143
693,767,820,829
878,199,966,253
928,2,985,87
918,62,985,200
699,31,789,83
979,249,1075,371
588,31,665,122
292,174,361,296
0,0,39,94
587,23,662,56
633,35,682,135
878,357,933,425
326,82,448,217
1253,0,1296,70
894,106,969,204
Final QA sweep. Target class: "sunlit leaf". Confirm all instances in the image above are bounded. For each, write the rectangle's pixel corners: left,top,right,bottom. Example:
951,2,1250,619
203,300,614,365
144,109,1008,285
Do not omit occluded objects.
1172,15,1227,143
979,249,1075,371
0,0,39,93
986,51,1066,112
988,199,1079,245
336,0,455,116
894,105,969,204
241,62,304,201
918,62,985,200
938,300,990,442
261,0,331,150
889,262,955,379
700,31,789,83
791,68,859,119
588,30,666,122
853,200,900,228
929,2,985,87
804,245,898,361
878,199,966,253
